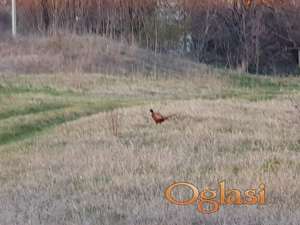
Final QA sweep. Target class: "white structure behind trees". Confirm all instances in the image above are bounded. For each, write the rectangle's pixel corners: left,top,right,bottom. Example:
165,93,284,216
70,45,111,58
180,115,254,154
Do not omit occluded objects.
11,0,16,37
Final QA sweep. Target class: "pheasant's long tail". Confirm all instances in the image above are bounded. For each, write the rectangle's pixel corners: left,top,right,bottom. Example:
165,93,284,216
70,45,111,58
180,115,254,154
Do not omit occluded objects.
164,114,177,120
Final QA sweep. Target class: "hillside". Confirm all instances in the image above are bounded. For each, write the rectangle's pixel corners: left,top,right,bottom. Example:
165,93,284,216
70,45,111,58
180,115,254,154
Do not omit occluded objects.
0,34,300,224
0,35,206,76
1,66,300,225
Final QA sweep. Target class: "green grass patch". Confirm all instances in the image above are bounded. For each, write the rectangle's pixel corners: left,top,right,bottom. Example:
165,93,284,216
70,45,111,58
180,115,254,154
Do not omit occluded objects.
0,81,143,147
231,74,300,90
261,157,281,173
225,74,300,101
0,83,77,97
0,100,137,146
0,102,68,120
287,142,300,152
0,107,83,146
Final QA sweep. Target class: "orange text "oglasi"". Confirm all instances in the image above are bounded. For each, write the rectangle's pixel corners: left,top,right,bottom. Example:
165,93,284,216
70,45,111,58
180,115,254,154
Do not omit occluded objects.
164,181,266,214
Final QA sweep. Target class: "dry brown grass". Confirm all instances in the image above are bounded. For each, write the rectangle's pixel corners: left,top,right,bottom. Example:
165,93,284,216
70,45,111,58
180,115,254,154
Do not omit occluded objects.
0,34,209,77
0,92,299,225
106,109,123,137
0,36,300,224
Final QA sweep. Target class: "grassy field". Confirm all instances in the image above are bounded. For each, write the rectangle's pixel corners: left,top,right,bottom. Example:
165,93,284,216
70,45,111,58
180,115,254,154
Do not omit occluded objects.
0,72,300,225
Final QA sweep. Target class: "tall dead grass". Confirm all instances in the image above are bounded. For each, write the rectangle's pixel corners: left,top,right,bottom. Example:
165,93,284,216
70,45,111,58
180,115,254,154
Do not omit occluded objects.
0,97,299,225
0,34,208,77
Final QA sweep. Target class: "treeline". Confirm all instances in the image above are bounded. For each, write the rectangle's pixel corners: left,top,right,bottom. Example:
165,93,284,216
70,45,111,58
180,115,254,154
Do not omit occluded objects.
5,0,300,73
17,0,159,47
183,0,300,73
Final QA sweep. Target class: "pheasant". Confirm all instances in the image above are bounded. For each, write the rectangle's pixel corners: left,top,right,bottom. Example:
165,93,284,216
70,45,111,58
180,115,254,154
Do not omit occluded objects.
150,109,174,124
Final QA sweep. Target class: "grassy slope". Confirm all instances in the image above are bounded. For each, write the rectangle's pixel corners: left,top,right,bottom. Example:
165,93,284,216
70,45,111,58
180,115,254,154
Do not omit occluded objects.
0,77,144,146
1,73,299,147
0,72,300,225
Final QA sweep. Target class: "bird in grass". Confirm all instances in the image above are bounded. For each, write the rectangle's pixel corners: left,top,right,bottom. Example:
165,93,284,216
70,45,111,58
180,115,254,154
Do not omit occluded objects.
150,109,175,124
